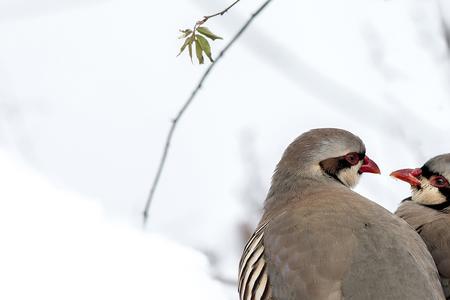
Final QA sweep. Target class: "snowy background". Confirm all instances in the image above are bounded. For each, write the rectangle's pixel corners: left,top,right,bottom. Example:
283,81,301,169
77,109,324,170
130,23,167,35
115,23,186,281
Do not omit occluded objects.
0,0,449,299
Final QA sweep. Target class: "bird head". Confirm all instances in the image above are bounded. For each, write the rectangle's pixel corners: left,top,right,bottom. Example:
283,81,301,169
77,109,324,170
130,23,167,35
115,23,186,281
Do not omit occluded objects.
273,128,380,189
390,154,450,208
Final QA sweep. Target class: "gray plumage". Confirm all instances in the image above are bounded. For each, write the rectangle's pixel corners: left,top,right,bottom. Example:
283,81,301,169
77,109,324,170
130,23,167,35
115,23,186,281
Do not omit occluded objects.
239,128,444,300
425,155,450,179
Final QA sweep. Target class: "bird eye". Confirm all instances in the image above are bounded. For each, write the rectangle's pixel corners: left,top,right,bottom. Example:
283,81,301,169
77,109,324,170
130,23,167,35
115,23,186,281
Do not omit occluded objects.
345,153,360,166
431,176,449,188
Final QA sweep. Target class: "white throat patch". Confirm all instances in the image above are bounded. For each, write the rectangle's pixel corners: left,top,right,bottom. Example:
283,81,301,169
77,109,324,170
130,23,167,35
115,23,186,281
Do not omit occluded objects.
337,161,362,188
412,178,446,205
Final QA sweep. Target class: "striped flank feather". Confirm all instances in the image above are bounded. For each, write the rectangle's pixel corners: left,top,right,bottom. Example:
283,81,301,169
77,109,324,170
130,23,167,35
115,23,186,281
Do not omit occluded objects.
238,222,272,300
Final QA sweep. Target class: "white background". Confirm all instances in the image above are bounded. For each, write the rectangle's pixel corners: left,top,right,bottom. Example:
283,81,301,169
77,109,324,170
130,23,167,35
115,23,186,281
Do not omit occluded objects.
0,0,449,298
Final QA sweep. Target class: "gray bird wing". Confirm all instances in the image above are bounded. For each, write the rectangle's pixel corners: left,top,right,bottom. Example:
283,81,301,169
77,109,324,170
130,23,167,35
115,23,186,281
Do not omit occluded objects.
259,189,444,300
262,206,353,300
396,201,450,299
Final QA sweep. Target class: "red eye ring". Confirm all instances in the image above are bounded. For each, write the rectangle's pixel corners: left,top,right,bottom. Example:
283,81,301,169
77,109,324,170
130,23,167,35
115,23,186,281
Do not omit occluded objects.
345,153,360,166
430,176,449,188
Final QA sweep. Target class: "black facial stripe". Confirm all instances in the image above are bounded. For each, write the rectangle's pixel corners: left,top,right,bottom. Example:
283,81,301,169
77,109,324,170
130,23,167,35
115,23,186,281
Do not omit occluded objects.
329,172,345,186
424,201,450,211
420,165,436,179
338,158,352,170
403,195,449,211
440,188,450,200
358,152,365,160
319,152,365,186
320,157,349,177
421,165,450,200
401,197,412,203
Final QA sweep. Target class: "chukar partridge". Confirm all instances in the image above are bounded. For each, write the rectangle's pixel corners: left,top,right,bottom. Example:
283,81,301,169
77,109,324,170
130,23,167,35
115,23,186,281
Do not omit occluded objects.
239,128,443,300
392,154,450,298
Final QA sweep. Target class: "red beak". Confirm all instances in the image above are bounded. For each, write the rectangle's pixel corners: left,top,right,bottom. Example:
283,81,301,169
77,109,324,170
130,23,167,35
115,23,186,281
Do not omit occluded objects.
359,156,381,174
390,168,422,187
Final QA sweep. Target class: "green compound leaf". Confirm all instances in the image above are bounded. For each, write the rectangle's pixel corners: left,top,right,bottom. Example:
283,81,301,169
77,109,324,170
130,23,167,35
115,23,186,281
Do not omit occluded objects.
194,37,204,64
188,42,193,62
177,35,194,57
197,27,223,41
196,34,214,62
178,29,193,39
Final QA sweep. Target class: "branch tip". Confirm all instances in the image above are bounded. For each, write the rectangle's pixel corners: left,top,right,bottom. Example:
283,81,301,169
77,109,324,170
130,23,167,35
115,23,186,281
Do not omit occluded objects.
142,0,273,224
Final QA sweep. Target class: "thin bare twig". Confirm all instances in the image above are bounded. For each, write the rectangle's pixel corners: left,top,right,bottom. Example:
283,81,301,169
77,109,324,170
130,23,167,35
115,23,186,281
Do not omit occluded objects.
200,0,241,23
192,0,241,34
143,0,273,225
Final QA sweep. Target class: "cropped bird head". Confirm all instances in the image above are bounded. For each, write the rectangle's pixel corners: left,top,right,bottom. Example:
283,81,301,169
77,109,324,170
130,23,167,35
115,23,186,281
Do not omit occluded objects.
272,128,380,189
391,154,450,207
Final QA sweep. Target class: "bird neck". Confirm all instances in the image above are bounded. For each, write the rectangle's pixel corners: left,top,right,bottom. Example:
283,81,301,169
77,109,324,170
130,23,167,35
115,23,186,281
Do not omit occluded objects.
264,175,341,219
